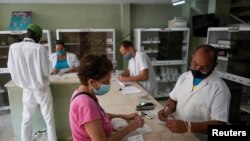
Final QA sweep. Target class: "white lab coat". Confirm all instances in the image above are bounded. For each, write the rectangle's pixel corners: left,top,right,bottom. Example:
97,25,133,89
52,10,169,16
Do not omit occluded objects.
170,71,231,123
7,38,57,141
49,52,79,73
169,71,231,141
128,51,158,95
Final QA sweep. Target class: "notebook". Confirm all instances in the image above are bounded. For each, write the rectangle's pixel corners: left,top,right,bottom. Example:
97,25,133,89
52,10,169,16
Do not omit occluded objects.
120,86,142,95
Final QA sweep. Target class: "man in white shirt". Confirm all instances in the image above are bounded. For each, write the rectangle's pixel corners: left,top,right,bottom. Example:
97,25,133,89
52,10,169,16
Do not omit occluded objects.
158,44,231,139
118,40,158,95
8,24,57,141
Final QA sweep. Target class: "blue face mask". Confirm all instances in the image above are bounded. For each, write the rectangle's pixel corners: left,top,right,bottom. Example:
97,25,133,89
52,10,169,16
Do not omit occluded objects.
57,50,65,56
93,82,111,96
123,52,132,61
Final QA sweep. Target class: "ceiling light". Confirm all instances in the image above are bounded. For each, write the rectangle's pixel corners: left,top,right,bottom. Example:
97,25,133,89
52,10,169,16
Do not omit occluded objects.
172,0,185,6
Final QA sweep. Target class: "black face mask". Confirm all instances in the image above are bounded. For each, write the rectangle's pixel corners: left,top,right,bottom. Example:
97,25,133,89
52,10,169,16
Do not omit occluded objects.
191,69,212,79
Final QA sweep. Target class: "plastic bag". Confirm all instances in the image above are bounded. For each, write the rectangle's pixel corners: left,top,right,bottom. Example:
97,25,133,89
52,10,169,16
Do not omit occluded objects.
33,130,48,141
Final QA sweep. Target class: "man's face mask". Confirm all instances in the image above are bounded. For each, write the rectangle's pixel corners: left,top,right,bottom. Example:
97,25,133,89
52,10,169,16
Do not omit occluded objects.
123,51,132,61
190,69,212,79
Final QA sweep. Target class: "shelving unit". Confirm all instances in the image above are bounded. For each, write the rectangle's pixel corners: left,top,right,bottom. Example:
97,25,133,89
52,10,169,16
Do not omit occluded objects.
0,30,52,109
134,28,190,99
207,27,250,124
56,28,116,65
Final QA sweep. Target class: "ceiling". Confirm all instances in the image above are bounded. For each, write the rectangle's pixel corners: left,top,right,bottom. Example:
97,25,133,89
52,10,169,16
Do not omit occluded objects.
0,0,173,4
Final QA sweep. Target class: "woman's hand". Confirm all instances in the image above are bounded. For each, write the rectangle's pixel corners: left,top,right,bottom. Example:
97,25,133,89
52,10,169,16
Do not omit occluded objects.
68,67,78,73
126,116,144,132
51,69,59,75
158,109,169,121
123,113,140,120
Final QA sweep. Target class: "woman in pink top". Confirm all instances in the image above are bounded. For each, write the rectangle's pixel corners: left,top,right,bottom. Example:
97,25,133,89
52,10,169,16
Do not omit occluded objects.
69,54,144,141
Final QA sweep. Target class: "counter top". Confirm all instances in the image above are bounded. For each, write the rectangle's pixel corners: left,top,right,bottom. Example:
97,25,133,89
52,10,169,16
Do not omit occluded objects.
5,73,80,87
5,72,200,141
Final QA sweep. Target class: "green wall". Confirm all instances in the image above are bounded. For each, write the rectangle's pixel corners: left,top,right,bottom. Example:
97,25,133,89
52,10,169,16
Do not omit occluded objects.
0,3,188,69
131,4,184,29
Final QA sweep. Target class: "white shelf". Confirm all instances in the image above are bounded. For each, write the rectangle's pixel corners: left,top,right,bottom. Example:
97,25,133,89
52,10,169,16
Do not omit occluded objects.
240,104,250,114
65,43,80,46
144,50,158,53
0,89,5,94
217,71,250,86
0,106,10,114
42,43,49,46
157,80,177,83
106,42,114,45
152,60,185,66
135,28,189,99
0,46,9,49
106,51,114,54
141,41,160,44
0,56,8,59
210,43,231,49
0,68,9,74
218,56,228,61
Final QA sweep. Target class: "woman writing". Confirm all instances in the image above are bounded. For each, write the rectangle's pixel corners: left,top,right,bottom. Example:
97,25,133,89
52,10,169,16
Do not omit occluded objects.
69,54,144,141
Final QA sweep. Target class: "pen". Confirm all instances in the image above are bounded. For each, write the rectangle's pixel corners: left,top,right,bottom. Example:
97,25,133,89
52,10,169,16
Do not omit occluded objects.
141,112,153,119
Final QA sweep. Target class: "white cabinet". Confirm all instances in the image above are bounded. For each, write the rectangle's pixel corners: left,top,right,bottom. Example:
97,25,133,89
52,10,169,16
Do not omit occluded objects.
134,28,190,99
56,29,116,64
207,27,250,124
0,30,52,71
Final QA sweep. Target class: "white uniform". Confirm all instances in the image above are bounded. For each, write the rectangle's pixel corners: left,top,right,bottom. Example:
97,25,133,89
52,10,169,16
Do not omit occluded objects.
128,51,158,95
7,38,57,141
170,71,231,140
49,52,79,73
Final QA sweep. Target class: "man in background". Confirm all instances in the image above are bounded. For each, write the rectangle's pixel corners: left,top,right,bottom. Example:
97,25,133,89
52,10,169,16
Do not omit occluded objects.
118,40,158,96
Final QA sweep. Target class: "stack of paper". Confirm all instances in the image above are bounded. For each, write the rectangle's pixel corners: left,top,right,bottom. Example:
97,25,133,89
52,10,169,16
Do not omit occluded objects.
118,81,133,87
120,86,142,95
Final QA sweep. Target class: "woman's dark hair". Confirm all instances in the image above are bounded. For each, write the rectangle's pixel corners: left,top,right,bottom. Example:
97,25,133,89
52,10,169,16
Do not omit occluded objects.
55,39,65,46
78,54,113,85
120,40,134,49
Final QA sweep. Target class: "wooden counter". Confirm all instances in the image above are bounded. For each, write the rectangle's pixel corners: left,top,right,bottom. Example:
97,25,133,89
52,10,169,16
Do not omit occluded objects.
5,73,199,141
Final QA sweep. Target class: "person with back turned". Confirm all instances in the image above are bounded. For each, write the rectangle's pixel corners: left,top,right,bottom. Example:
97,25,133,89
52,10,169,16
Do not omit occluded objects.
8,24,57,141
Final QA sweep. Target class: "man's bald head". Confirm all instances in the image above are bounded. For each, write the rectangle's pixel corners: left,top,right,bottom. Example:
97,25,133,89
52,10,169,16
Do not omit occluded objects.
193,44,218,68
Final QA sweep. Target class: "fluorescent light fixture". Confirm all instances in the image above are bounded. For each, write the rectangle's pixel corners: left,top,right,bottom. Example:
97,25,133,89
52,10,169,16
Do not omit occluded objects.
172,0,185,6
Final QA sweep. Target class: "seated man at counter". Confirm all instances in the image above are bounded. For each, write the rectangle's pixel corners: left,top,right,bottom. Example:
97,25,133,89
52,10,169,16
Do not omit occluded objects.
118,40,158,96
158,45,231,139
69,53,144,141
49,39,79,74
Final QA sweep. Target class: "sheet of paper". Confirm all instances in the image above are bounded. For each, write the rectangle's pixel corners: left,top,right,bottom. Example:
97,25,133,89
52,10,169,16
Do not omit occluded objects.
127,134,144,141
120,86,142,95
118,81,133,87
136,124,152,134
